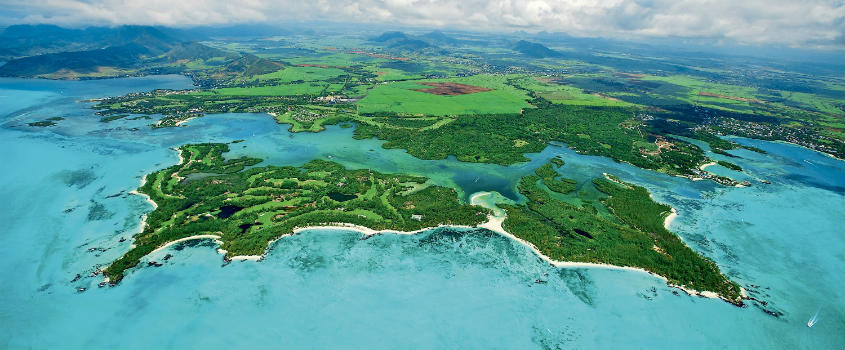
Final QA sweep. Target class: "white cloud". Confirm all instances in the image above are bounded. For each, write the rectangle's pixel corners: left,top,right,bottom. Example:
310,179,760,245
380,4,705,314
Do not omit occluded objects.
1,0,842,48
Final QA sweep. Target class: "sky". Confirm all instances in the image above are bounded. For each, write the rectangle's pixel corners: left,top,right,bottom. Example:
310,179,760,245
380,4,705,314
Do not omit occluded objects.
0,0,843,49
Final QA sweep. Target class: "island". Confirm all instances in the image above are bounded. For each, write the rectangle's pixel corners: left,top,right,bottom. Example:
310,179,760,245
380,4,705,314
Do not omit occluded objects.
104,143,490,282
105,145,743,305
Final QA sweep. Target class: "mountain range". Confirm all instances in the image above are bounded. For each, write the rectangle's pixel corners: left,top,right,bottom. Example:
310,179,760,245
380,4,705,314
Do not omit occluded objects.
0,25,239,78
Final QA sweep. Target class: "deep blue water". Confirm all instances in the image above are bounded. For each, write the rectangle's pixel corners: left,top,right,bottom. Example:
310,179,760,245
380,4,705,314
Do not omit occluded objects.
1,76,843,349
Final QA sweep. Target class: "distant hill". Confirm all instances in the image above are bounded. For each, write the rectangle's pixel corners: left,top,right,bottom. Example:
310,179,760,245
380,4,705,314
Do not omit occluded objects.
0,24,108,57
0,25,237,78
370,31,437,52
388,38,432,51
161,24,292,41
165,42,237,61
223,54,284,76
370,31,408,42
0,25,177,58
513,40,560,58
0,44,154,76
420,30,464,46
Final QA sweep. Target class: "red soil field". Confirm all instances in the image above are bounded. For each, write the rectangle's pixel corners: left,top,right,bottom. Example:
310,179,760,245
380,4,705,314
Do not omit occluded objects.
411,82,494,96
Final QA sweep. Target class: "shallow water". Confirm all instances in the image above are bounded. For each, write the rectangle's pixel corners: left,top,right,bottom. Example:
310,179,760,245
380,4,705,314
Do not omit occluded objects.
1,76,843,349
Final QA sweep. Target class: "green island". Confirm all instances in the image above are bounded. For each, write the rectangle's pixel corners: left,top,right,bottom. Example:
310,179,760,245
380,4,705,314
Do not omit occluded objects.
106,145,742,305
717,160,743,172
104,143,490,282
27,116,64,127
501,161,743,303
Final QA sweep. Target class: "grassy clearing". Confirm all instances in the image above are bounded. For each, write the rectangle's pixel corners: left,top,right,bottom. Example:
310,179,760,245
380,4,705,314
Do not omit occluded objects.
370,67,423,81
215,83,332,96
254,66,348,82
357,74,532,115
285,53,383,67
519,77,635,107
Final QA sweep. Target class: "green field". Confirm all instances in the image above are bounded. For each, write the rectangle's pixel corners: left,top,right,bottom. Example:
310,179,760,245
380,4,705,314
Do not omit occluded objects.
517,76,635,107
215,82,335,96
254,65,348,82
357,75,532,115
370,67,423,81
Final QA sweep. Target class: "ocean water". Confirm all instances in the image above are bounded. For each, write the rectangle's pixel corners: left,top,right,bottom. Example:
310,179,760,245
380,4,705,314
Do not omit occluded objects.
0,76,843,349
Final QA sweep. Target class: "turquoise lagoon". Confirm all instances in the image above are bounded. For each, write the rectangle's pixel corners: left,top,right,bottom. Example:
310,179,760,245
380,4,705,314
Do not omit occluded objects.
0,76,843,349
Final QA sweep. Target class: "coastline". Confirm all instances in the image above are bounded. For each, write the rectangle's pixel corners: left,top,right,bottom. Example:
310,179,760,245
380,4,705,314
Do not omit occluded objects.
475,213,731,301
699,161,717,171
768,140,845,162
664,208,678,230
148,234,223,256
119,208,737,303
125,147,184,238
127,175,156,238
119,151,738,304
174,116,197,127
216,222,481,261
129,174,157,209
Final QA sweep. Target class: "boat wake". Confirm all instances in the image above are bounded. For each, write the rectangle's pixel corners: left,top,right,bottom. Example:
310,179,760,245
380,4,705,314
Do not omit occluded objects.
807,307,821,328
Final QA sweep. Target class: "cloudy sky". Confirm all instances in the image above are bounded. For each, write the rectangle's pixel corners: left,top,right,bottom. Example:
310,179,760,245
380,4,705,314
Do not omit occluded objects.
1,0,843,49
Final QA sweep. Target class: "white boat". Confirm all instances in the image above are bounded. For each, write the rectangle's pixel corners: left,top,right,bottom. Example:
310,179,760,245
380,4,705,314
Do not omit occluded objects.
808,309,819,328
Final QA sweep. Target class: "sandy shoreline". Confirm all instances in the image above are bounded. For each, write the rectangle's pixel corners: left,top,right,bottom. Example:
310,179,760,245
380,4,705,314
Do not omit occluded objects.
469,192,485,205
122,213,733,302
699,161,717,171
129,175,157,210
664,208,678,229
473,213,727,300
119,163,733,303
126,175,156,239
126,148,185,236
174,116,196,127
148,234,223,256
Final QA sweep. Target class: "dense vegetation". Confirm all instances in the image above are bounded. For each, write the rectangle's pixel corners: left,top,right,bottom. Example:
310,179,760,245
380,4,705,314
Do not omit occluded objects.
356,103,708,175
717,161,743,172
27,116,64,127
534,158,577,194
104,143,489,282
502,162,742,303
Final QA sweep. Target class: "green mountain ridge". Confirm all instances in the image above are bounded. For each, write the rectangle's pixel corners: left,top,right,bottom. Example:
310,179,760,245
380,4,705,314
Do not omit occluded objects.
0,25,239,78
513,40,561,58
